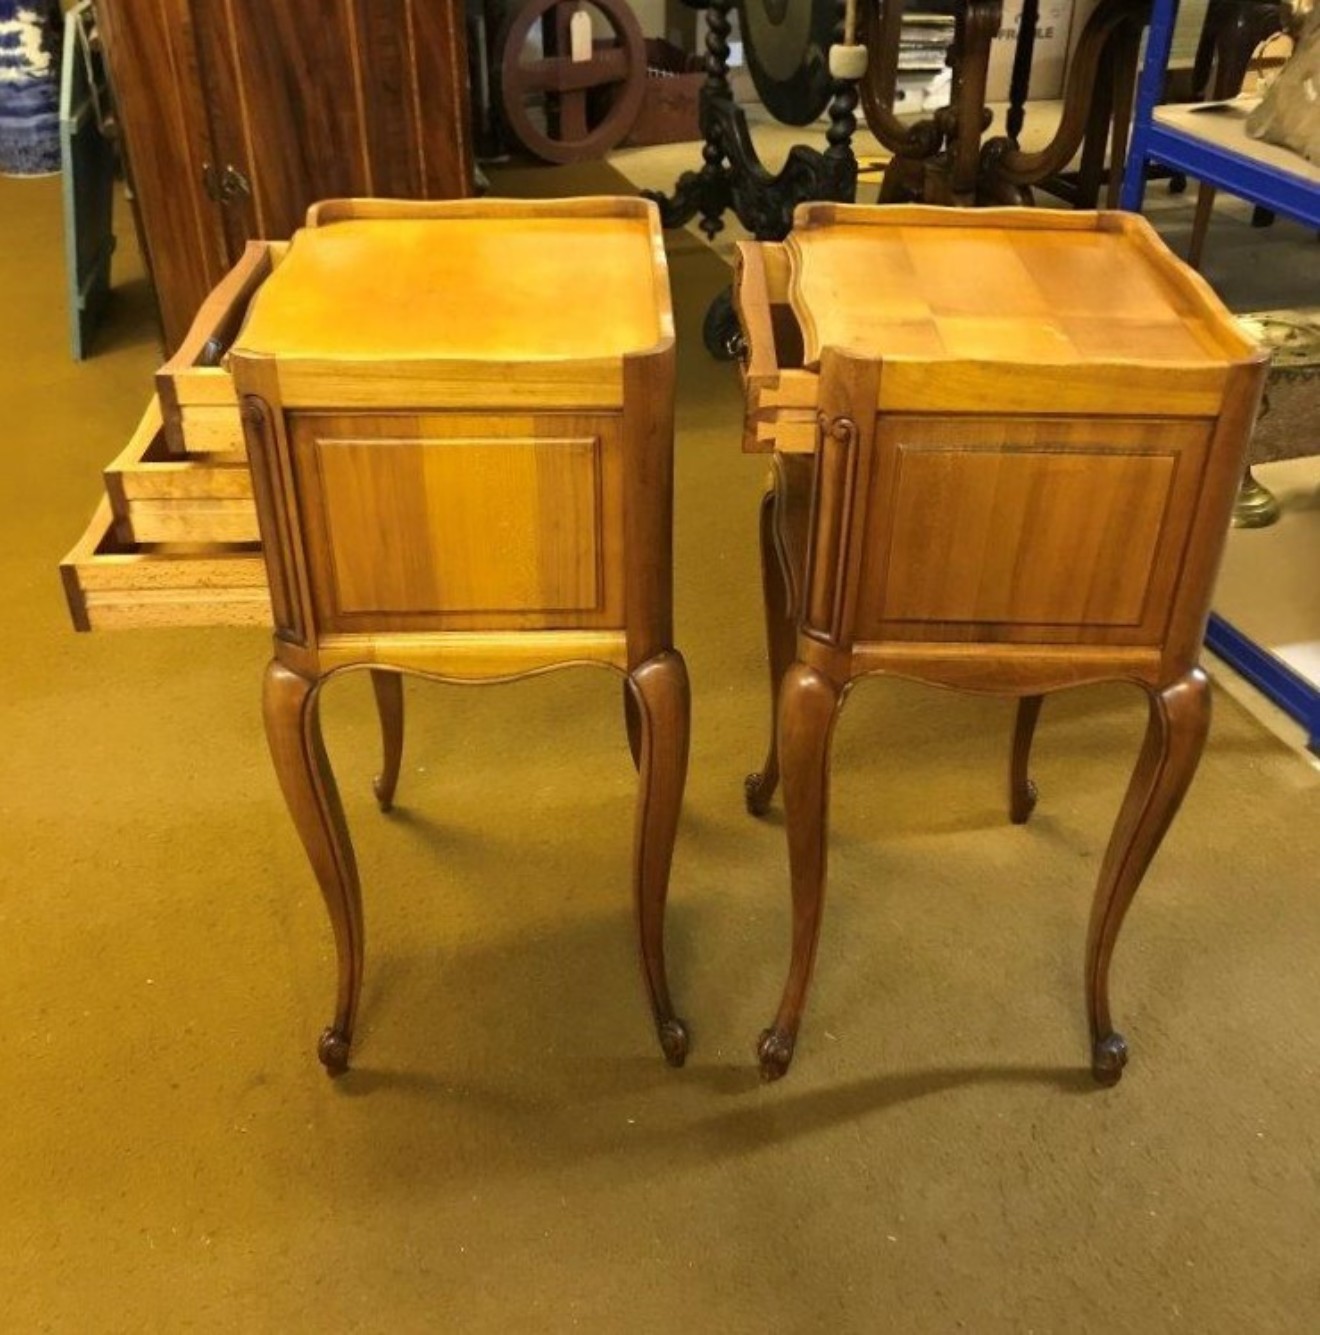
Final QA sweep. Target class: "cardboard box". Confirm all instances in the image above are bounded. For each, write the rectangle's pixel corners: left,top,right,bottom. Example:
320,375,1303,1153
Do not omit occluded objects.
986,0,1076,102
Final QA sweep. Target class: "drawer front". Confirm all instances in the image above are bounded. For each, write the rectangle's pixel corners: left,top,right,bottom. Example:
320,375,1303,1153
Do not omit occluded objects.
61,499,269,631
734,240,819,454
155,241,284,456
104,400,258,545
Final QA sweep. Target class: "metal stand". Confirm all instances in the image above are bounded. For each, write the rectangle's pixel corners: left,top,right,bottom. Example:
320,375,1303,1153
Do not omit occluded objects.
642,1,861,358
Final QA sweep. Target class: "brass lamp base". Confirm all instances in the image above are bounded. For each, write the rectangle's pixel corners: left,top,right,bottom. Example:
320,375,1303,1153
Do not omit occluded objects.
1232,469,1280,529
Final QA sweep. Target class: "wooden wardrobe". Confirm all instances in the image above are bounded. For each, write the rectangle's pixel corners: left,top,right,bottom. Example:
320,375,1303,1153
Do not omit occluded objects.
97,0,474,352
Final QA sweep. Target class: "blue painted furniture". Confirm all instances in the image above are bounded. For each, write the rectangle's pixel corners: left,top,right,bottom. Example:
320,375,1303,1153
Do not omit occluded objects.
60,1,116,360
1120,0,1320,753
1120,0,1320,231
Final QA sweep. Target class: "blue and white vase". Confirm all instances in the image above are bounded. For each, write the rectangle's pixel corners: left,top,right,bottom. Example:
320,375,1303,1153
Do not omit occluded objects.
0,1,62,177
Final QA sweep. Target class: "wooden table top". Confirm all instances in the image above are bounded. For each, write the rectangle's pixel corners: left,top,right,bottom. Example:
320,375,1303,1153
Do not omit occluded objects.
234,212,666,364
787,205,1254,370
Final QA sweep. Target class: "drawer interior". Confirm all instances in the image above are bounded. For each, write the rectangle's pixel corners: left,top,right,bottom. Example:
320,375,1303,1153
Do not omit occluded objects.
103,400,258,545
155,240,286,455
62,498,270,632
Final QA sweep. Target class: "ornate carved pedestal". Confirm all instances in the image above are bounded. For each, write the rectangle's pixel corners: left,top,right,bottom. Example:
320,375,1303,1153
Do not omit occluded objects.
643,1,861,358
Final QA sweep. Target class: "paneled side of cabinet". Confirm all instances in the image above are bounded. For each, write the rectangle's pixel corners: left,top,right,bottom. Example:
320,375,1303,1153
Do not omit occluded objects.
97,0,232,352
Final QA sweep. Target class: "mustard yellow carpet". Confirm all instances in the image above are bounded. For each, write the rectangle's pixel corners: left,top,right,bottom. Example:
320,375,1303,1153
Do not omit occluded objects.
2,163,1318,1332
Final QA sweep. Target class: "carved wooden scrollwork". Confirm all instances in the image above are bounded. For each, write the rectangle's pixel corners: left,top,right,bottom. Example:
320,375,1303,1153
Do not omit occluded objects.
803,412,862,644
980,0,1149,200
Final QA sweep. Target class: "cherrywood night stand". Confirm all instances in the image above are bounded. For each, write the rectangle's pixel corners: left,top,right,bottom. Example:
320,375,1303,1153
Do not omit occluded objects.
222,196,689,1074
734,203,1267,1084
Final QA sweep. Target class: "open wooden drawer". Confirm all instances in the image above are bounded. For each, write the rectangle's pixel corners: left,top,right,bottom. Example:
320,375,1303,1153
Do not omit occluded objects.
154,240,287,455
103,399,258,546
61,242,280,633
62,499,270,631
733,240,819,454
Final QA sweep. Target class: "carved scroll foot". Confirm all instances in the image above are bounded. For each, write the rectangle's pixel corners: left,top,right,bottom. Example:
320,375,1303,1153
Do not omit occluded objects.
628,651,691,1066
1010,694,1044,825
658,1017,690,1068
318,1026,352,1076
745,770,776,817
757,1026,795,1081
1091,1031,1129,1086
1085,669,1211,1083
370,669,404,813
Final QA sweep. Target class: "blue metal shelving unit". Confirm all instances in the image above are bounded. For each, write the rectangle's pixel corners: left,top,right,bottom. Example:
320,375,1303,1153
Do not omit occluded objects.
1120,0,1320,754
1119,0,1320,229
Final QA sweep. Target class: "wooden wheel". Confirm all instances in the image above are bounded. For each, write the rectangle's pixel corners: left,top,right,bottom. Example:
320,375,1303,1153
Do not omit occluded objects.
499,0,647,164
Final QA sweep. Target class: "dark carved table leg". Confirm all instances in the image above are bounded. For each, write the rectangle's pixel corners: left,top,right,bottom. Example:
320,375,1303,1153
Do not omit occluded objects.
1086,669,1211,1084
1010,694,1044,825
628,651,692,1066
264,661,365,1075
758,661,845,1081
645,0,861,261
1006,0,1040,142
370,669,404,813
946,0,1001,204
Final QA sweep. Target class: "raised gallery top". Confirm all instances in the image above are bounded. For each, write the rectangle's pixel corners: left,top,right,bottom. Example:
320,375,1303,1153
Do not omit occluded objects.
232,198,670,365
786,204,1258,370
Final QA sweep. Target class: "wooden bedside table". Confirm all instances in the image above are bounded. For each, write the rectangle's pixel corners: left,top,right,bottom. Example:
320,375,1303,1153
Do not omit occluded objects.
735,204,1267,1084
223,197,689,1074
64,197,689,1075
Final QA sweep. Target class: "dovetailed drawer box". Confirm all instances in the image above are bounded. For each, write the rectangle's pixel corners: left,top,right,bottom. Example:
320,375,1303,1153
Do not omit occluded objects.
733,240,818,455
103,400,258,545
154,241,286,456
61,245,280,631
61,499,270,631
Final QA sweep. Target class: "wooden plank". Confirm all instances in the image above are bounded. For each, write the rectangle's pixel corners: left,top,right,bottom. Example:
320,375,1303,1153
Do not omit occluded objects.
123,500,259,544
316,630,628,675
270,358,626,410
877,359,1228,417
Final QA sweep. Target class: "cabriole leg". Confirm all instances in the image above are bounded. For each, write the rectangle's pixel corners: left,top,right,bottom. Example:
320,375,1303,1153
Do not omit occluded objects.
758,663,843,1080
746,486,796,816
1010,694,1045,824
627,651,691,1066
370,670,404,813
264,661,365,1075
624,680,642,771
1086,669,1211,1084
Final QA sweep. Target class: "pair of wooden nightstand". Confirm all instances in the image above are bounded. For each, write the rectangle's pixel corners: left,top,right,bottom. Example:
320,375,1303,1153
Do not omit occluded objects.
63,199,1264,1084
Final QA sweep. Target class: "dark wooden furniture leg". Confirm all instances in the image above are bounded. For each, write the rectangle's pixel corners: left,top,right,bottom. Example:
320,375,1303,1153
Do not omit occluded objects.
1086,668,1211,1084
1006,0,1040,142
746,486,796,816
758,662,844,1081
628,650,692,1066
1186,0,1284,268
264,661,364,1075
370,669,404,813
946,0,1002,205
1105,24,1140,208
1010,694,1045,825
624,680,643,771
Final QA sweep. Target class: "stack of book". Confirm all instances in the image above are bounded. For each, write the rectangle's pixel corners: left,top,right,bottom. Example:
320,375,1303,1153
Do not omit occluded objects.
894,8,956,113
